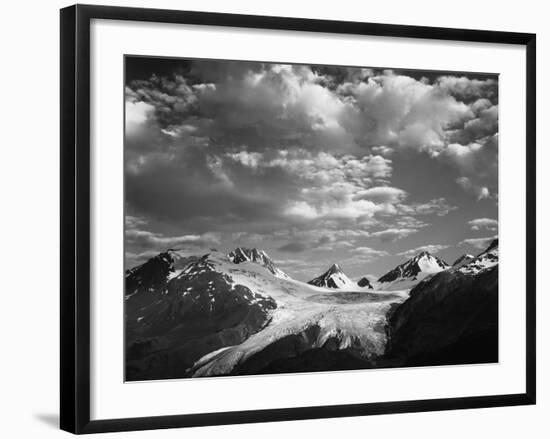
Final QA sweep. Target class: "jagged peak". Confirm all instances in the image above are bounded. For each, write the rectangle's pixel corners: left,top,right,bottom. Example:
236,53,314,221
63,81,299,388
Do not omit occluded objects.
457,239,499,275
308,263,353,289
328,263,342,272
228,247,271,261
227,247,289,279
452,253,474,266
378,251,448,284
485,238,498,252
410,251,437,261
401,251,449,269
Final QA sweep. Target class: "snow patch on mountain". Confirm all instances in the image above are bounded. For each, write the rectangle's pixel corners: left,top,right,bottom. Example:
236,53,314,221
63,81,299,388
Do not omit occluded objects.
452,254,474,267
457,239,498,275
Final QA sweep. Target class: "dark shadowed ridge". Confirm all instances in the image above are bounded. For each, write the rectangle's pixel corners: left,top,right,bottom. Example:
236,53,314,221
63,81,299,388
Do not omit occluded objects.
357,277,374,288
384,239,499,367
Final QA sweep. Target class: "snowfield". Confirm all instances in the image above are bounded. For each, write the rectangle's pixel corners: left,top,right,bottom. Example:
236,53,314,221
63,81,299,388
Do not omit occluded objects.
181,253,409,377
125,241,499,380
456,241,498,275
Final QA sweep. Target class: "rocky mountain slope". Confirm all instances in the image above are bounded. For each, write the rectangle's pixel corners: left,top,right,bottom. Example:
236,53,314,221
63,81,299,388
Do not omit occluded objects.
357,277,374,288
125,249,200,312
228,247,289,279
125,252,278,380
384,239,498,366
452,253,474,267
377,251,450,290
125,240,499,380
455,239,498,275
125,249,407,380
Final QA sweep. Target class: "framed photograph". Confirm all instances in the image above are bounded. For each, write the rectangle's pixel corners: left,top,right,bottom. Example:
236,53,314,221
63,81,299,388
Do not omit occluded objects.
60,4,536,434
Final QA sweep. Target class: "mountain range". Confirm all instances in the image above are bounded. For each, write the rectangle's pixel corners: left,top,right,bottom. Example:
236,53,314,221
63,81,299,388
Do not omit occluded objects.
125,240,499,380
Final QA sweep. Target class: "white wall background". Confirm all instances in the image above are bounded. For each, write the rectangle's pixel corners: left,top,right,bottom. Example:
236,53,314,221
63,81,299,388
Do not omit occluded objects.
0,0,547,437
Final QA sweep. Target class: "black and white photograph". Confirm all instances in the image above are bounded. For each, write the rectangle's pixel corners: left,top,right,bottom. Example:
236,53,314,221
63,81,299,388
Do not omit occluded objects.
124,56,499,381
0,0,544,436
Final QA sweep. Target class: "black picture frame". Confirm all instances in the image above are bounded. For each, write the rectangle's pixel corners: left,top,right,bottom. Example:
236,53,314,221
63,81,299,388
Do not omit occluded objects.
60,4,536,434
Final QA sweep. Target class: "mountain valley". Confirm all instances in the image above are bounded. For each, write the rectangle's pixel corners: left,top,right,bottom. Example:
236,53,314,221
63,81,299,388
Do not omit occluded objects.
125,240,499,380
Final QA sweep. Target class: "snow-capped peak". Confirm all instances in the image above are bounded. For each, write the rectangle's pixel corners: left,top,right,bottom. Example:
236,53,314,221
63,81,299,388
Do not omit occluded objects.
377,252,449,289
457,239,498,275
227,247,289,279
308,263,355,289
228,247,267,263
327,263,342,274
452,254,474,267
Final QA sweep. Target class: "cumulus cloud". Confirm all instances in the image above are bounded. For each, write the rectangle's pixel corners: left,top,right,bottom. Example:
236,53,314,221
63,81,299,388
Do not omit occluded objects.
336,73,475,152
439,134,498,200
278,242,309,253
397,198,457,217
370,145,394,156
397,244,450,258
125,215,148,228
370,228,418,242
436,76,498,102
125,250,167,268
351,247,390,258
126,61,497,232
126,100,155,127
283,201,320,220
124,226,221,269
338,73,498,201
468,218,498,232
124,57,498,276
125,229,221,249
394,216,429,229
456,177,490,200
127,63,497,159
353,186,407,204
339,247,390,270
459,236,498,250
315,239,355,251
462,105,498,142
226,149,400,223
226,149,393,183
127,63,363,155
277,228,368,253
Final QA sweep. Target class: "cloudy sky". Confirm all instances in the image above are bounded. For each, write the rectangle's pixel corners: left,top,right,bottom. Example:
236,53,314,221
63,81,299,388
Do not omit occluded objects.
124,56,498,281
